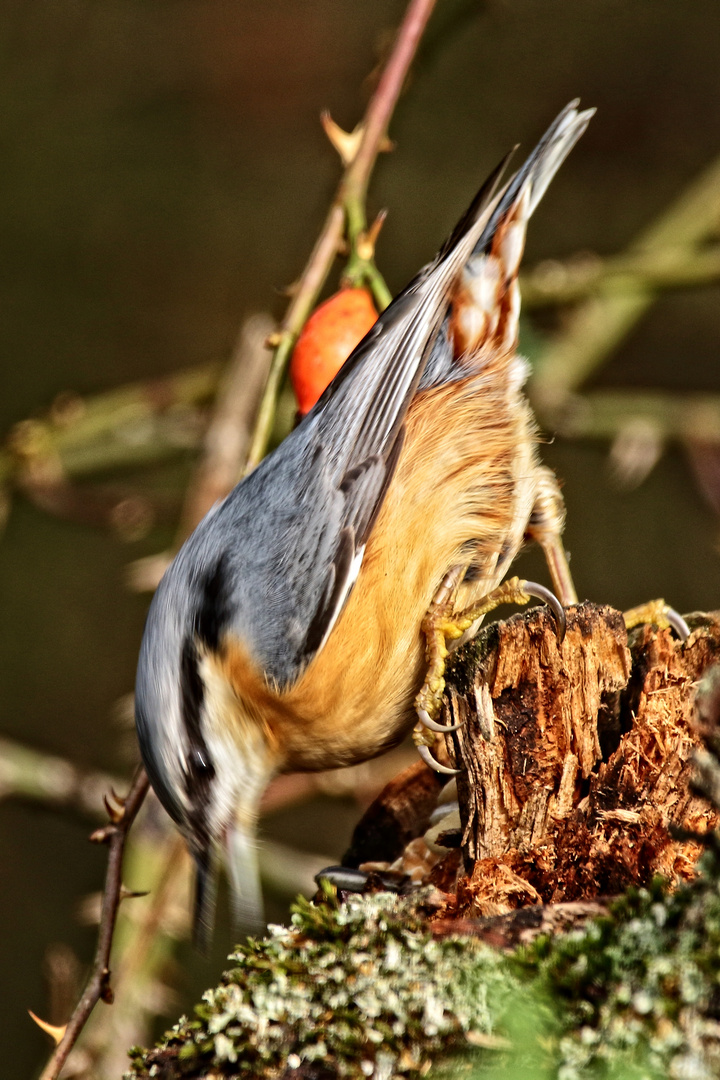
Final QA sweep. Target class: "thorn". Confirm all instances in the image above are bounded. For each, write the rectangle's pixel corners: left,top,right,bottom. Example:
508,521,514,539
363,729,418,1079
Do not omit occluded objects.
28,1010,67,1045
320,111,365,166
99,969,114,1005
277,278,300,299
320,113,393,167
264,331,283,349
119,886,150,901
356,209,388,262
90,825,117,844
103,792,124,824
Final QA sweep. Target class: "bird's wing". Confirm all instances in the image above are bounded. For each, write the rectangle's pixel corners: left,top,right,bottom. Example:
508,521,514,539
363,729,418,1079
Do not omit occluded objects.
207,102,592,688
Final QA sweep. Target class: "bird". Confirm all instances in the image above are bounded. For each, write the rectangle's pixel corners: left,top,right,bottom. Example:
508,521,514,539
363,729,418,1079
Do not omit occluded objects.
135,101,594,946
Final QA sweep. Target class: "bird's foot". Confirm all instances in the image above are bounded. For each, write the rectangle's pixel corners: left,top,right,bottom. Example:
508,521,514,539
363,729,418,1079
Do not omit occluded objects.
414,575,566,774
623,599,690,641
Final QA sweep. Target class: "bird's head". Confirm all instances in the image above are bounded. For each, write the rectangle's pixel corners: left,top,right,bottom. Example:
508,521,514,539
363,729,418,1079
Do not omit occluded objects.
134,549,276,947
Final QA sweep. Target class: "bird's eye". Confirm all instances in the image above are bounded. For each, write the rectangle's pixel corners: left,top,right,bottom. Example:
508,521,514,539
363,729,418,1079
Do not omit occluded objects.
190,747,215,780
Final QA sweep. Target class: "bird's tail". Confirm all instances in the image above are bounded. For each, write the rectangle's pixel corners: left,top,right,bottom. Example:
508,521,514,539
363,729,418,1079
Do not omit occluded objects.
422,100,594,386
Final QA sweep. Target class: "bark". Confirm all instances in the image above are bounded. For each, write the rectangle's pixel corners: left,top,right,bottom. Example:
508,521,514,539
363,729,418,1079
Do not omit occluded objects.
349,604,720,920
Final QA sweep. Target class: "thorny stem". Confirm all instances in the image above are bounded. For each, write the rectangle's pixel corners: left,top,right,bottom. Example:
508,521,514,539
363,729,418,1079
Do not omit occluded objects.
44,315,278,1069
35,11,438,1067
244,0,437,473
38,768,150,1080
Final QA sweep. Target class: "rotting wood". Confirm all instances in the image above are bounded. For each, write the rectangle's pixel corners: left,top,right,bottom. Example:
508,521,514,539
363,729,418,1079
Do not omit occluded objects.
347,604,720,921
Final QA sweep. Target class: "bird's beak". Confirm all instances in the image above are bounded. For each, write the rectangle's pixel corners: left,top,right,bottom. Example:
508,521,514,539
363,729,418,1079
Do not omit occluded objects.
226,815,265,934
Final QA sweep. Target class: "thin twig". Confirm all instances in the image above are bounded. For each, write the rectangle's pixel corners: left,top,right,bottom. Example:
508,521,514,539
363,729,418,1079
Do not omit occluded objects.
36,303,331,1075
2,363,218,487
244,0,437,473
2,234,717,506
38,767,150,1080
33,8,450,1074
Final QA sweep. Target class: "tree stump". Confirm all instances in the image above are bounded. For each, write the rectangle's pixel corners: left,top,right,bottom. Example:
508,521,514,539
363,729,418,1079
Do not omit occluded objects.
346,604,720,919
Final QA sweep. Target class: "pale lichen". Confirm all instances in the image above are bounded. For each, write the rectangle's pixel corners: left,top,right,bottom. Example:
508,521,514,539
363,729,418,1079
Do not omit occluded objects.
127,888,518,1079
126,850,720,1080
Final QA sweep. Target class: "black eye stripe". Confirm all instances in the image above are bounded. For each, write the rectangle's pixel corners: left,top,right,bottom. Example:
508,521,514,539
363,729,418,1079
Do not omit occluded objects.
180,637,215,836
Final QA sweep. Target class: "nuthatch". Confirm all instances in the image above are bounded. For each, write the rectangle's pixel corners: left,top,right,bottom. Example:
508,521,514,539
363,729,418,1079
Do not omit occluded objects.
135,101,593,945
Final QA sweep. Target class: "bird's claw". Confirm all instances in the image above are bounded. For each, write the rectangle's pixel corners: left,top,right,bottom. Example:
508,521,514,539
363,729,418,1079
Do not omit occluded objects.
416,707,464,734
623,600,690,642
519,579,567,643
413,716,461,774
413,575,566,775
416,743,461,775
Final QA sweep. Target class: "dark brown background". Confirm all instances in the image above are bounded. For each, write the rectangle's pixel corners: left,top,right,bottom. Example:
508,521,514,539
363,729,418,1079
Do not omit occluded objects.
2,1,720,1074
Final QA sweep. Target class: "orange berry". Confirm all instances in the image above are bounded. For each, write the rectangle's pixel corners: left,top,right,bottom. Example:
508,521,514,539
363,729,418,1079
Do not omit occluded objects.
290,288,378,416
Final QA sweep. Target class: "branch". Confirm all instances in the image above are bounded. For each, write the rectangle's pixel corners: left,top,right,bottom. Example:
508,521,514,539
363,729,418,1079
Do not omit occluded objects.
555,389,720,443
0,736,123,817
530,150,720,421
38,314,280,1070
127,313,275,592
38,767,150,1080
521,243,720,308
243,0,437,473
2,364,218,488
177,313,275,536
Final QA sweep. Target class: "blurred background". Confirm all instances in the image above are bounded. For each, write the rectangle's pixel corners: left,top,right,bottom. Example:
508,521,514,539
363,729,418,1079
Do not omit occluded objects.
2,0,720,1075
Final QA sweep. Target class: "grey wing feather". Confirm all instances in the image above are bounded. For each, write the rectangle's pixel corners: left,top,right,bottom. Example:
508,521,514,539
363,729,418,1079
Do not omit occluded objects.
181,101,593,688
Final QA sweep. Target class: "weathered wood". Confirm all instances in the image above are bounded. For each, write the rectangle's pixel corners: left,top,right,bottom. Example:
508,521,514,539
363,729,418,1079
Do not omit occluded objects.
348,604,720,920
342,759,446,868
442,603,720,915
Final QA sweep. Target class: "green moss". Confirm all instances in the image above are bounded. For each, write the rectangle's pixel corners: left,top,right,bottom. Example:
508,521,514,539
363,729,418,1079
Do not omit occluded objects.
126,890,521,1079
525,855,720,1079
126,853,720,1080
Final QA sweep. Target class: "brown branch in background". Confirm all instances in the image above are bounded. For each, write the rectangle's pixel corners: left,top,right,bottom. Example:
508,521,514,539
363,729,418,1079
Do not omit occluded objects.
556,390,720,443
177,313,275,534
530,151,720,421
244,0,438,473
521,243,720,309
28,3,720,1071
38,315,277,1072
2,234,719,509
2,364,218,487
127,313,275,593
38,767,150,1080
0,736,124,818
34,322,278,1080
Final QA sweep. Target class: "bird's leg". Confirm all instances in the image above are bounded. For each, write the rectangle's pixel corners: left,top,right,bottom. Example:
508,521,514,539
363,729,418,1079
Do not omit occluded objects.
623,600,690,641
526,466,578,606
414,574,566,775
528,469,690,640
